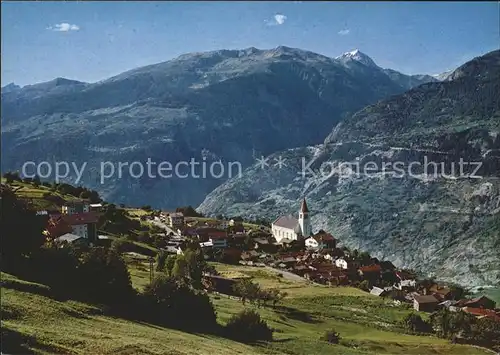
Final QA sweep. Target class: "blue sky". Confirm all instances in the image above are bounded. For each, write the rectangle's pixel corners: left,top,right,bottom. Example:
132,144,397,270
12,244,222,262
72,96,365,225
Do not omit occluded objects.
1,1,498,86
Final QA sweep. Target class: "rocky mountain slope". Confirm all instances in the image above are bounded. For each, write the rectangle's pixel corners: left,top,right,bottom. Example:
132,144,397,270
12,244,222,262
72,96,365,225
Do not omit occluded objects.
1,47,434,208
198,50,500,287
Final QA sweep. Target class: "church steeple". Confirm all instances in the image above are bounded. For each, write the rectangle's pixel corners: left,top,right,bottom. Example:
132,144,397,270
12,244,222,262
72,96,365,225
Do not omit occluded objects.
300,198,309,213
298,198,311,237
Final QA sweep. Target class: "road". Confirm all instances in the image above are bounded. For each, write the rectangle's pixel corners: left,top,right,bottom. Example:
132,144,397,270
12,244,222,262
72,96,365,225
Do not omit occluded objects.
151,217,180,236
264,266,311,284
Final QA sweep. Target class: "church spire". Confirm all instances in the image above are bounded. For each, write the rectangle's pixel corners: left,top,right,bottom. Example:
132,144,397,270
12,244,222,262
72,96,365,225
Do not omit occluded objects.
300,198,309,213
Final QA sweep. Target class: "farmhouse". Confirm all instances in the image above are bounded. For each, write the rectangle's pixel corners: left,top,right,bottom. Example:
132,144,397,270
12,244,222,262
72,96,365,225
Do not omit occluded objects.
304,231,337,250
271,199,312,244
413,294,439,312
461,296,496,310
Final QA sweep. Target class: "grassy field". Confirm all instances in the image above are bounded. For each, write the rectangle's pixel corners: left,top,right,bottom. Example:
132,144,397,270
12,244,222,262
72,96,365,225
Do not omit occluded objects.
2,180,80,210
113,261,492,355
2,266,490,355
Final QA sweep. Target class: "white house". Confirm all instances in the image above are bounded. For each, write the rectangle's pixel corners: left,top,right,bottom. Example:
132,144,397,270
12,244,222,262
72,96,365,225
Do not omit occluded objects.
305,232,337,250
335,258,349,270
271,199,312,244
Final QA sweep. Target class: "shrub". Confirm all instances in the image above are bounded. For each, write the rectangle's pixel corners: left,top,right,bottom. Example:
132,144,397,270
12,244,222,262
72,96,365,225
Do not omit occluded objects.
320,329,341,344
142,275,217,331
225,309,273,343
401,313,432,333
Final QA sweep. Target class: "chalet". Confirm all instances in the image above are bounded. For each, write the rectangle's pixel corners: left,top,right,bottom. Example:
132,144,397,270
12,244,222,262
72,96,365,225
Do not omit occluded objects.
209,235,228,249
89,203,103,212
62,200,90,214
462,307,500,322
196,228,226,242
429,284,453,301
229,219,243,226
358,264,382,279
167,212,185,228
335,258,360,270
461,296,496,310
56,201,99,242
205,220,229,229
413,294,439,312
304,231,336,250
395,279,417,290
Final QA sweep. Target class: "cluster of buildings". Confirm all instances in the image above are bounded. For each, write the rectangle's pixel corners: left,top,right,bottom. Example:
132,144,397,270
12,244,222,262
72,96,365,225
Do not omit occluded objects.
43,200,102,244
154,199,499,322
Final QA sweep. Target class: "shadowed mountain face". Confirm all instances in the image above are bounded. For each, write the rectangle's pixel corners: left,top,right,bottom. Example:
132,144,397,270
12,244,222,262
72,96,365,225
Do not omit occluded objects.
1,46,434,208
198,50,500,287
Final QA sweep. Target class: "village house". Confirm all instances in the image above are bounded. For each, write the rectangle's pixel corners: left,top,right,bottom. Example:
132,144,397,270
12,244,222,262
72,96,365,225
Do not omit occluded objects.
47,201,99,242
229,219,243,227
304,231,337,250
429,284,453,301
335,257,360,270
459,296,496,310
413,294,439,312
167,212,185,229
358,264,382,280
271,198,312,244
209,234,228,249
461,307,500,322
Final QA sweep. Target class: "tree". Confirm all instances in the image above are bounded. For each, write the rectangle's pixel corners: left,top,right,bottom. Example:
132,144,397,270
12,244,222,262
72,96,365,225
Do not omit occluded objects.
142,275,217,330
3,172,14,184
320,329,341,344
156,250,168,272
183,248,209,289
401,313,431,333
110,238,132,254
470,317,500,349
225,309,273,343
0,186,45,265
233,279,261,305
359,280,371,291
78,247,134,306
79,190,91,199
164,255,177,276
430,308,476,340
171,255,189,280
267,288,288,308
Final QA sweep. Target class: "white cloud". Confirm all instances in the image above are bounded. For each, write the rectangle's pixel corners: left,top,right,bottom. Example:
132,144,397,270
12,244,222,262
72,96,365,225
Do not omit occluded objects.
338,29,350,36
274,14,287,25
47,23,80,32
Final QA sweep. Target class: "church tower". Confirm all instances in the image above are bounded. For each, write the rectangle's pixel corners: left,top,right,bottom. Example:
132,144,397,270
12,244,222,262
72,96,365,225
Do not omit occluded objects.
298,198,312,237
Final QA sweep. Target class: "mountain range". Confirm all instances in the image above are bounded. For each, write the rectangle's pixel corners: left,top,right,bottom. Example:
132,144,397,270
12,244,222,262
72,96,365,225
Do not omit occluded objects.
198,49,500,287
1,47,436,208
2,46,499,287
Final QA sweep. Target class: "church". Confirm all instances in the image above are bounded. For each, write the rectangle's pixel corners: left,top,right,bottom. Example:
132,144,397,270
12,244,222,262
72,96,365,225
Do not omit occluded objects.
271,198,312,244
